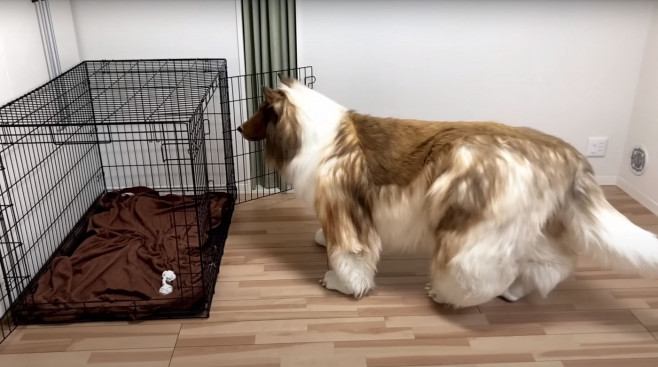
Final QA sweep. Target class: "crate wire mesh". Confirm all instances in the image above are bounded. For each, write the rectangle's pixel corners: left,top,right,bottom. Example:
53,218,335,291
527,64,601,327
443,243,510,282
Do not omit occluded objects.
0,59,237,342
0,58,316,344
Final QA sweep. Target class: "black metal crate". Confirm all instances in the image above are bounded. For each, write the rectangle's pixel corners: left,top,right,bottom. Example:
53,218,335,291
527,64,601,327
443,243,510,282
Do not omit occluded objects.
0,58,317,344
0,59,236,340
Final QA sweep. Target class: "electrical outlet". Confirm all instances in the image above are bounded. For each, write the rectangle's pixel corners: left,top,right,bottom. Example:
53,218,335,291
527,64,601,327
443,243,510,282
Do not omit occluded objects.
587,137,608,157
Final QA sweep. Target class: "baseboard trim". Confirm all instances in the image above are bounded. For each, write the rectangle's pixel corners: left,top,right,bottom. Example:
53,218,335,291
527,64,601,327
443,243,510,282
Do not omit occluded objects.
236,184,295,196
239,178,619,196
595,176,618,185
617,177,658,216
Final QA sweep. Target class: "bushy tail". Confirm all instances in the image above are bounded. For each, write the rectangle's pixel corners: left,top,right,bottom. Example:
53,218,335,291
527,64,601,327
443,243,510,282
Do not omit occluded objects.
568,170,658,275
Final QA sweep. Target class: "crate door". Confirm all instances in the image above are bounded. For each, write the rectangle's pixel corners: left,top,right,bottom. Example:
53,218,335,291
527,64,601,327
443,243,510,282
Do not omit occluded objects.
224,67,315,204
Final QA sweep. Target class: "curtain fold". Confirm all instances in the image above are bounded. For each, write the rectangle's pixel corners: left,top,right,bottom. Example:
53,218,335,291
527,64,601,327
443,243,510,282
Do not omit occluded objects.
242,0,297,191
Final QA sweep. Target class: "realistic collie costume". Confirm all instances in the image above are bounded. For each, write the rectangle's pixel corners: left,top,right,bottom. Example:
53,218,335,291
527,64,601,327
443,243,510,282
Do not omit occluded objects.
237,77,658,308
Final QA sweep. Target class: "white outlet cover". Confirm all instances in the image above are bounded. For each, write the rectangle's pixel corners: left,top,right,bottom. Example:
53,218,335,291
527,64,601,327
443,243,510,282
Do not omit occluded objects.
587,137,608,157
630,145,648,176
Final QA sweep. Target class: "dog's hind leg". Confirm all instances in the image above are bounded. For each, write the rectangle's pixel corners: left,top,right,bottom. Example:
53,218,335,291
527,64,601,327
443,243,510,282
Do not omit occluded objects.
500,259,573,302
429,253,516,308
500,236,576,302
428,220,522,308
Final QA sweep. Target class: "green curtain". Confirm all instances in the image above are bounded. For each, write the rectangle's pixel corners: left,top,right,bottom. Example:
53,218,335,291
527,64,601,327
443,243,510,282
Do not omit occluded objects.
242,0,297,191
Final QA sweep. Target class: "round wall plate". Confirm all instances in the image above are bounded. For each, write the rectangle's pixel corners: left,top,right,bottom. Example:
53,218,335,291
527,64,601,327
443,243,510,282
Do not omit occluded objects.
630,145,648,176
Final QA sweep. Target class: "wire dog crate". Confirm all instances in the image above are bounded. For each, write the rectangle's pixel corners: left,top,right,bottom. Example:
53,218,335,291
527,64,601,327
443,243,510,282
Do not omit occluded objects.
0,59,235,331
0,58,316,344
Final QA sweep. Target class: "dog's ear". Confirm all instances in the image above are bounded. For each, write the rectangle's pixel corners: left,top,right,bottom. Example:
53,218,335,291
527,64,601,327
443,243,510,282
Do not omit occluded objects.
264,87,284,103
263,87,286,115
278,74,297,88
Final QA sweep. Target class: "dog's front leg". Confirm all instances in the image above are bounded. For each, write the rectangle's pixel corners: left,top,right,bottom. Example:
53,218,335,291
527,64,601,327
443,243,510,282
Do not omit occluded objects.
315,205,380,299
320,244,378,298
319,268,354,295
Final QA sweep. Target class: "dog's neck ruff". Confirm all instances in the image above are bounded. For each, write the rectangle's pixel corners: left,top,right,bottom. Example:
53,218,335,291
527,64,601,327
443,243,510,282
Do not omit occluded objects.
280,84,347,205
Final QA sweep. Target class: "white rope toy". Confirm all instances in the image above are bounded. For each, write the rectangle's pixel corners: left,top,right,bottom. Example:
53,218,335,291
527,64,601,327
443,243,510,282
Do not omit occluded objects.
159,270,176,295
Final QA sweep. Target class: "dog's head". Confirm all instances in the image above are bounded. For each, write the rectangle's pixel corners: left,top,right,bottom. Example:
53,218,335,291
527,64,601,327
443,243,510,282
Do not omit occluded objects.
237,77,302,169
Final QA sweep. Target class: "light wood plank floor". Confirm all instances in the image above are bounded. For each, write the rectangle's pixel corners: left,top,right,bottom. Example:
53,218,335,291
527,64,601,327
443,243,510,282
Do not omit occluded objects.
2,186,658,367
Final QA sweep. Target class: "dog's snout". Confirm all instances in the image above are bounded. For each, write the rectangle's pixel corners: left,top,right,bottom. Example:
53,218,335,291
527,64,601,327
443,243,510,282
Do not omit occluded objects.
237,126,243,133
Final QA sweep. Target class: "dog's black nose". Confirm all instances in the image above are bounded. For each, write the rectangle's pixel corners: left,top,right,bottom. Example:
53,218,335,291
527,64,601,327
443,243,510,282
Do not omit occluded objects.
237,126,243,133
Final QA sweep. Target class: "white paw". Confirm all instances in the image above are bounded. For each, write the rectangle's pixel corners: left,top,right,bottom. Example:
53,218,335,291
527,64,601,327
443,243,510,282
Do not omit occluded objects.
499,289,521,302
426,282,445,304
319,270,353,295
314,228,326,247
499,282,526,302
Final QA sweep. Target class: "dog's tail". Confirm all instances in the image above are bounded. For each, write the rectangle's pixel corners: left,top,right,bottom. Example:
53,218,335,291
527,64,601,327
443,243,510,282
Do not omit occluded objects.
568,169,658,275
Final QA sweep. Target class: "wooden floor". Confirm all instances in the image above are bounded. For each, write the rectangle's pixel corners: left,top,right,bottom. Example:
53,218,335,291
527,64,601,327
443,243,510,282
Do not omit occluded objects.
2,186,658,367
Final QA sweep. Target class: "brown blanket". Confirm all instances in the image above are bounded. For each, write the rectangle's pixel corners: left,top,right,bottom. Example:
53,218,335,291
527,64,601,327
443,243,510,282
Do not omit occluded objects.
22,187,230,322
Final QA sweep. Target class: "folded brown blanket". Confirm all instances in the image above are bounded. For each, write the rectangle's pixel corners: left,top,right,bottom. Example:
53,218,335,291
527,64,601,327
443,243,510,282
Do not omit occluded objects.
20,187,230,322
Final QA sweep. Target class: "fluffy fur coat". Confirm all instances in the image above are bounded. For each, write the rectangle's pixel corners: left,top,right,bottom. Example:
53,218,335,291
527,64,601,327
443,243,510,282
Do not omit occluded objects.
237,78,658,308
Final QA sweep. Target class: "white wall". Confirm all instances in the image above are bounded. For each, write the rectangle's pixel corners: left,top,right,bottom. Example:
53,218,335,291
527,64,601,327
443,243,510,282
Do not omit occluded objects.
619,6,658,215
0,0,80,106
50,0,81,71
297,0,655,181
70,0,243,76
0,0,51,105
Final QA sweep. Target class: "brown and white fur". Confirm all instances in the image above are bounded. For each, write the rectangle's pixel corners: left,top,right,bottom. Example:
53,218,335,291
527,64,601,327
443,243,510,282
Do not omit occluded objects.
238,77,658,308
